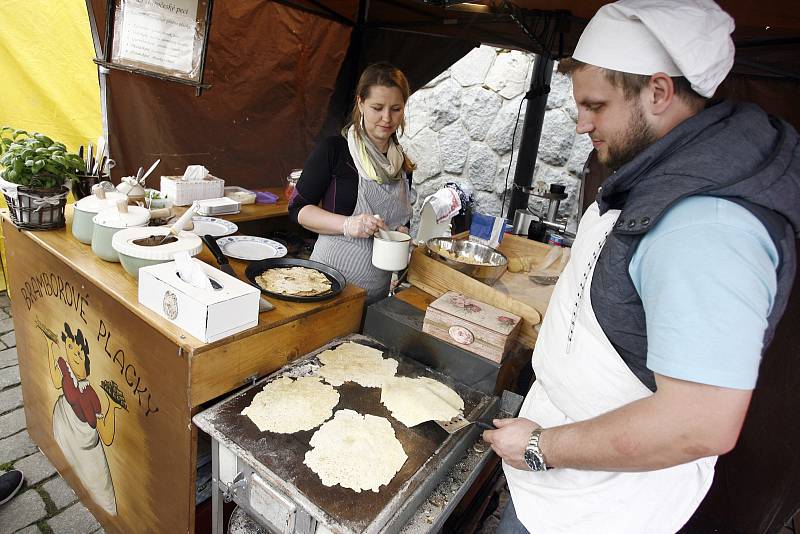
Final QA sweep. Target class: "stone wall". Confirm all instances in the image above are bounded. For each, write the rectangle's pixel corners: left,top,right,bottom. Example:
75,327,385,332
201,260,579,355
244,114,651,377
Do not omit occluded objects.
400,46,592,232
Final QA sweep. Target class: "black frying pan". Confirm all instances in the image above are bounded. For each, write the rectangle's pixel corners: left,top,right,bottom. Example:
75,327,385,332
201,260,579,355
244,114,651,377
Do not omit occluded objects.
245,258,346,302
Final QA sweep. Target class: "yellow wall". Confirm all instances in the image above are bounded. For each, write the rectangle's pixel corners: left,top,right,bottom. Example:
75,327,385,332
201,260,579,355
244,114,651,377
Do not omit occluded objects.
0,1,102,149
0,0,102,290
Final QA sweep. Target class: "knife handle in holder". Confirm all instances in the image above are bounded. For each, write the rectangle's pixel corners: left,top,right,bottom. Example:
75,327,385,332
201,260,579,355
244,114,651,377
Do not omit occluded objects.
201,234,274,313
201,234,229,267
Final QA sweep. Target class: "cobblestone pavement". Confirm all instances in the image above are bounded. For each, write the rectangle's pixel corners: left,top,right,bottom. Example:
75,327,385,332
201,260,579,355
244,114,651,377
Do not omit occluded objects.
0,291,104,534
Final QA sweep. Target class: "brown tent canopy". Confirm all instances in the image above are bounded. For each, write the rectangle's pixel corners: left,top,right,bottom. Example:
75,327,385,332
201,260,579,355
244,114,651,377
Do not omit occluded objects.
87,0,800,187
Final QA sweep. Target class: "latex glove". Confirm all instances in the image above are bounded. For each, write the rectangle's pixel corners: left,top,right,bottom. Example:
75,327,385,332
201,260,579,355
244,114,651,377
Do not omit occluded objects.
343,213,386,238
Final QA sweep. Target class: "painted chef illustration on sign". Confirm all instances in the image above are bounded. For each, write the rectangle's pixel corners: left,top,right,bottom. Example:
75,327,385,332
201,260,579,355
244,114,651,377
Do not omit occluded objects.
41,320,126,516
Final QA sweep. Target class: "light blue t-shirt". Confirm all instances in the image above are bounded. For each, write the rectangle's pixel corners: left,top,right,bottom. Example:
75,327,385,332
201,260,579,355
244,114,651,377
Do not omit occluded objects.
628,196,779,390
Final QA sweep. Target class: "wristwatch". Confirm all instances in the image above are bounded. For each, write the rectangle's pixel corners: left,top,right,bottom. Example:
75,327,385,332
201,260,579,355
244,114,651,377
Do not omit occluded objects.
524,429,548,471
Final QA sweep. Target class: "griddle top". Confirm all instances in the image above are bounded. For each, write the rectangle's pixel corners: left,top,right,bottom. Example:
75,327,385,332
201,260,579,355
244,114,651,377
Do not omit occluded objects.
195,334,494,533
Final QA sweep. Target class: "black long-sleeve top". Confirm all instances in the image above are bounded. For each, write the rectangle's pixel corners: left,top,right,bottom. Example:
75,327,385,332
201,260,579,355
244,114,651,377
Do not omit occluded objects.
287,135,412,225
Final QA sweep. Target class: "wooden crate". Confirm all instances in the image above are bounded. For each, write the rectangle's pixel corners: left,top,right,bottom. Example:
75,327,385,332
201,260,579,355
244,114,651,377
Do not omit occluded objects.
423,292,521,363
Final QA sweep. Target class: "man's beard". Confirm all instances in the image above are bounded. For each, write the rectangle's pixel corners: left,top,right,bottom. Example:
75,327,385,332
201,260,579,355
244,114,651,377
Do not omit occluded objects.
601,102,658,171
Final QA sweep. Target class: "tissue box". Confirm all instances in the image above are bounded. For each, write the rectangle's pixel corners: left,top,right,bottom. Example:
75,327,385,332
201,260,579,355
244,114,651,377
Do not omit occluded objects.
161,175,225,206
422,291,521,363
138,259,259,343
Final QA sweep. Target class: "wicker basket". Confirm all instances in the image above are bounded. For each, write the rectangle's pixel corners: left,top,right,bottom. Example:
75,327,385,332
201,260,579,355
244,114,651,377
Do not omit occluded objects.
2,181,69,230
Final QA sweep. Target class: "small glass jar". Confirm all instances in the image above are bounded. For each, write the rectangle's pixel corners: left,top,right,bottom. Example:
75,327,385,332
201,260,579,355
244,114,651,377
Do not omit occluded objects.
285,168,302,199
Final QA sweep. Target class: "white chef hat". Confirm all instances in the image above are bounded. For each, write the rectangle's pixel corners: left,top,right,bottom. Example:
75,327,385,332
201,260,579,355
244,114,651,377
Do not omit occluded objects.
572,0,735,97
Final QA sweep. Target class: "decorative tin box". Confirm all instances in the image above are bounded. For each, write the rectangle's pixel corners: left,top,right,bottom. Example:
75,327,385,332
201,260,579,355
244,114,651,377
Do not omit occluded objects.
422,291,522,363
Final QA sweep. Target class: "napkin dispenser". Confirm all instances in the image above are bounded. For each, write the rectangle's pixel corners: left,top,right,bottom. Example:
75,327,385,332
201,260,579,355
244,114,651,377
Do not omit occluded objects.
138,258,259,343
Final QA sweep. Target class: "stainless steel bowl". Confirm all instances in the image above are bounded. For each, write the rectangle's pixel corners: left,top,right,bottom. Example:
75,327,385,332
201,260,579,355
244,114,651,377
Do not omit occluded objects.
426,237,508,286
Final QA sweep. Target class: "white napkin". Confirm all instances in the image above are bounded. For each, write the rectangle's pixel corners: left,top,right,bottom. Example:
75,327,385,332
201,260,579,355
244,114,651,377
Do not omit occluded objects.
425,188,462,223
182,165,210,181
174,251,213,290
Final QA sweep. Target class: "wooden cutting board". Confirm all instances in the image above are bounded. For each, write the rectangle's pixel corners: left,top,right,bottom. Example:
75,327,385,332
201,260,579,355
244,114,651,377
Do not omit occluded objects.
408,234,561,347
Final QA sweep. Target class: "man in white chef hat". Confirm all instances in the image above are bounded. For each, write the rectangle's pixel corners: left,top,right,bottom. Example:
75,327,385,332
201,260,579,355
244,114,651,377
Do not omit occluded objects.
485,1,800,532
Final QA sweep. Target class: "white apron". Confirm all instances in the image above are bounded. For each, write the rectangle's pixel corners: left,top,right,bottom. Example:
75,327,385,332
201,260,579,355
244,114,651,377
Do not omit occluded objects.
53,394,118,515
503,203,715,534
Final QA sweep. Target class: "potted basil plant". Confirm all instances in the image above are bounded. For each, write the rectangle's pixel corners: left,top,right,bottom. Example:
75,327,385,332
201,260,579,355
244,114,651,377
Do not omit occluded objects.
0,127,85,229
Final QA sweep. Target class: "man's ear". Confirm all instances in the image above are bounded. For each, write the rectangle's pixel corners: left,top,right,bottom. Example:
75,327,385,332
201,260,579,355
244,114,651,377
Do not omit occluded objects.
648,72,675,115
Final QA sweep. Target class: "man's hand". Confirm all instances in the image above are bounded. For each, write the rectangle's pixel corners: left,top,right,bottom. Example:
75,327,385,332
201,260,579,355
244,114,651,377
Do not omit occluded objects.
482,418,541,471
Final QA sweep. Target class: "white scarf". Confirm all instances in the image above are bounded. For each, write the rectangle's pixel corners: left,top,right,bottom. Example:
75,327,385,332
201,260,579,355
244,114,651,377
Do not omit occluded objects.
346,125,405,184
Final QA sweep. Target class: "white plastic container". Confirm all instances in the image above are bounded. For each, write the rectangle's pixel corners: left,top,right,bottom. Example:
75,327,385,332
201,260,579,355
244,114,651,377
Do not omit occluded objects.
224,186,256,205
195,197,240,216
371,231,412,271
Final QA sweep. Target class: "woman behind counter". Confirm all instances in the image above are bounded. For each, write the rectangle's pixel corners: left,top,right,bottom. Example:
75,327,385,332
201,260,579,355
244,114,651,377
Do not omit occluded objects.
288,62,415,304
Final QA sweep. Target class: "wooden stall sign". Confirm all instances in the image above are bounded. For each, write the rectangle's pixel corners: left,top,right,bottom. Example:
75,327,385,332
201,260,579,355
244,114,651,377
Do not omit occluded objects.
5,221,194,533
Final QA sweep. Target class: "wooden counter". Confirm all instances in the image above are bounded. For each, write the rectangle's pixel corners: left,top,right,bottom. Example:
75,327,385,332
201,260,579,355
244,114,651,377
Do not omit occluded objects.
171,186,290,224
2,210,364,534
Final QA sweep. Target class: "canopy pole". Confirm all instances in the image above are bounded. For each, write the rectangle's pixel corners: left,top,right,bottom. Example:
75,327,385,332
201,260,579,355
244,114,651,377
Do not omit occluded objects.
506,54,554,220
318,0,369,138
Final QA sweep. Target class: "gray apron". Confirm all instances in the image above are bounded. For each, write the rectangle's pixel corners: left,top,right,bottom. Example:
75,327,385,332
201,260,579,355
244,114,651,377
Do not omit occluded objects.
311,172,412,304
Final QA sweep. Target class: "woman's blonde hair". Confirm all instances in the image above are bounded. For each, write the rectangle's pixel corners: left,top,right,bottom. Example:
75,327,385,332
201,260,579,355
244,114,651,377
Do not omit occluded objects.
350,62,416,172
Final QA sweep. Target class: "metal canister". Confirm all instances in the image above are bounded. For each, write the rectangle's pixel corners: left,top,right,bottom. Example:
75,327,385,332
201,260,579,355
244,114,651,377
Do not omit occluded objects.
512,208,538,235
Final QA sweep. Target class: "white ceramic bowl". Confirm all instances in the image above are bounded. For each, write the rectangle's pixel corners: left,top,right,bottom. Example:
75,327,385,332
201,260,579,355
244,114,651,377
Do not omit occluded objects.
112,227,202,279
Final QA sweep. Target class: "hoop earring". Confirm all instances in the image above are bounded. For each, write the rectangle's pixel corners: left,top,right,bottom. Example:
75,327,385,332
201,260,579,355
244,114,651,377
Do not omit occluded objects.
361,115,366,132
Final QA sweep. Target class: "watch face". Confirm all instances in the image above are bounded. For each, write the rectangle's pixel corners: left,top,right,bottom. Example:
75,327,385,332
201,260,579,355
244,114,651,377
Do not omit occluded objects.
524,448,545,471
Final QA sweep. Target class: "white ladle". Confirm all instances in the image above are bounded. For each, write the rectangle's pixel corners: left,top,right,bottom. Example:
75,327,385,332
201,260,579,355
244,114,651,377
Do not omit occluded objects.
373,214,394,241
139,158,161,186
157,202,197,245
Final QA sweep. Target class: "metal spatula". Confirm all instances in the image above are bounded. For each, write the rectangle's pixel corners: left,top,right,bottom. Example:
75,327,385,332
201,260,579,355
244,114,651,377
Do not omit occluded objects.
435,415,496,434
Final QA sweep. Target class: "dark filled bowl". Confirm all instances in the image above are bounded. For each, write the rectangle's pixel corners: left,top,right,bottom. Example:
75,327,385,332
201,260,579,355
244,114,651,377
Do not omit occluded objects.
425,237,508,286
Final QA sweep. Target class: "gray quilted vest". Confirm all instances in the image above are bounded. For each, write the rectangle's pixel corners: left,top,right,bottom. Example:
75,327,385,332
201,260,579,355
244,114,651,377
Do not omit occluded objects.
590,101,800,391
